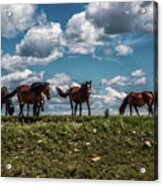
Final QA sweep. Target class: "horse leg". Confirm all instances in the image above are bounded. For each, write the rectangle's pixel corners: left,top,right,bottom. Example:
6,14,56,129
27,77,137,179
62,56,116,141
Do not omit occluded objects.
79,104,82,116
27,104,30,116
19,103,22,116
148,104,153,116
70,99,73,116
19,103,25,117
129,105,132,116
5,103,8,116
86,101,91,116
74,103,78,116
134,105,139,116
33,103,37,116
37,104,40,117
5,103,7,116
41,101,44,112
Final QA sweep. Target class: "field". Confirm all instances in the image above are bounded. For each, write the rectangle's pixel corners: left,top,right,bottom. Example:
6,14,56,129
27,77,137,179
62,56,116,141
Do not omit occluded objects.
1,115,158,180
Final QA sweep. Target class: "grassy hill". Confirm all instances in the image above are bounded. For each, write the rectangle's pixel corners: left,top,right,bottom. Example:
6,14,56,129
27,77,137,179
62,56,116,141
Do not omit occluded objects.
1,115,158,180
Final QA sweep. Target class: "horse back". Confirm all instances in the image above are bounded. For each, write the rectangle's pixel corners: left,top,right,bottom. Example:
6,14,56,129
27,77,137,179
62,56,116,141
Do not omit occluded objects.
142,91,154,105
128,92,145,106
18,85,31,92
70,87,80,93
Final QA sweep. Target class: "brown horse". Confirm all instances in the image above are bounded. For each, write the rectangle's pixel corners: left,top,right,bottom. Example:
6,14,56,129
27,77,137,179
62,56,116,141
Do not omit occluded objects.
119,91,154,116
56,81,92,116
4,82,50,117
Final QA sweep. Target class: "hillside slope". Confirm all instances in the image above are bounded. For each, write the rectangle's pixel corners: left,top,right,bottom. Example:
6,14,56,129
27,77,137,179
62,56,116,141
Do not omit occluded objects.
1,116,157,180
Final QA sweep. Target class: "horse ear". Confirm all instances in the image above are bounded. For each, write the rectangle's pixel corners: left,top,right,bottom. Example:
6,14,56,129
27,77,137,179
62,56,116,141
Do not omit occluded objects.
89,81,92,84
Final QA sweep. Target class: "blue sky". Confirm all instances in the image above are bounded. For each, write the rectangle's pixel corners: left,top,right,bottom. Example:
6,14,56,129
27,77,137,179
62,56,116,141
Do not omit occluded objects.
1,2,157,115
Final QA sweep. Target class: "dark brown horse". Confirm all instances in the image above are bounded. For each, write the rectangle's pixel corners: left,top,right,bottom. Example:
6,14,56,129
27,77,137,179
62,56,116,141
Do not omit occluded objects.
56,81,92,116
4,82,50,117
119,91,154,116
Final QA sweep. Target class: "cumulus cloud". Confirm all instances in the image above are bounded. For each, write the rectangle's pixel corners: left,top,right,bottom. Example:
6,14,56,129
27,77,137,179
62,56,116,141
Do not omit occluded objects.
1,54,25,72
15,22,65,62
115,44,133,56
91,86,127,115
47,73,72,95
1,4,36,38
48,73,71,86
1,69,45,89
105,86,127,102
1,22,66,72
65,11,105,55
86,1,155,34
131,69,146,77
101,75,128,86
100,68,147,88
132,77,146,85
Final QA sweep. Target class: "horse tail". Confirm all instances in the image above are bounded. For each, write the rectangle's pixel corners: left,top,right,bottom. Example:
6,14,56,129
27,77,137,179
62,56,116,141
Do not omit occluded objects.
56,86,70,98
3,88,17,101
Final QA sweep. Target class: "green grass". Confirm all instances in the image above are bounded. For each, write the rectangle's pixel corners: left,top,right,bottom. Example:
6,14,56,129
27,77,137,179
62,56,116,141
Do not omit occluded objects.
1,115,158,180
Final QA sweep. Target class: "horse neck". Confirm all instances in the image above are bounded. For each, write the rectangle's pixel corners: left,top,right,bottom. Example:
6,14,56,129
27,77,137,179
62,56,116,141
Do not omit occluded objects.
80,86,89,98
120,96,128,110
32,85,44,95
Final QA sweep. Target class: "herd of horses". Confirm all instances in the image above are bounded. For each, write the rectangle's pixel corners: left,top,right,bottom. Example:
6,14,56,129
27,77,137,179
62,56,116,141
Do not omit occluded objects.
1,81,158,117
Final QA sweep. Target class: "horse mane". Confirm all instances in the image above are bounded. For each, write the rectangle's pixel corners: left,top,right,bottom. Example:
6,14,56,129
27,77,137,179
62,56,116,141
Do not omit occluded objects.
31,82,49,93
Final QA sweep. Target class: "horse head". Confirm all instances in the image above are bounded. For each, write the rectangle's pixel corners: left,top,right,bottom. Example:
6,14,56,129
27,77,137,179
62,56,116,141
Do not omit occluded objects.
42,82,51,100
119,106,125,115
85,81,92,95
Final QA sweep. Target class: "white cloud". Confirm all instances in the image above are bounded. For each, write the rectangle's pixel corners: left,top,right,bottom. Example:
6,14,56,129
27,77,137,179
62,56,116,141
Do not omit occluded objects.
86,1,155,34
133,77,146,85
1,22,65,72
48,73,71,87
100,69,147,88
131,69,146,77
47,73,72,94
65,11,105,55
1,54,25,72
1,69,45,89
1,4,36,38
101,75,128,86
115,44,133,56
91,86,126,114
105,86,127,102
15,22,65,63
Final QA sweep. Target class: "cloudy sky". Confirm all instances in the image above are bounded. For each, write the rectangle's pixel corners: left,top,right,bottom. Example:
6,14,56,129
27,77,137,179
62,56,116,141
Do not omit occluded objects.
1,1,157,115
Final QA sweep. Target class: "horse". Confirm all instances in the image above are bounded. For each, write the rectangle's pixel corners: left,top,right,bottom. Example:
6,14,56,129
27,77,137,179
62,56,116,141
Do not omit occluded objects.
3,82,50,117
1,87,15,116
56,81,92,116
119,91,154,116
